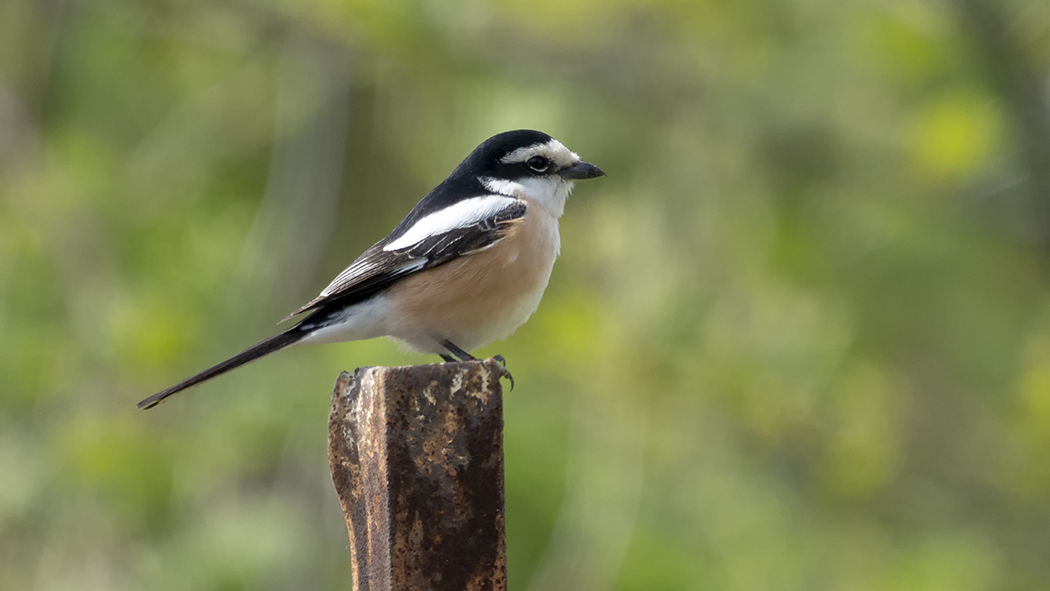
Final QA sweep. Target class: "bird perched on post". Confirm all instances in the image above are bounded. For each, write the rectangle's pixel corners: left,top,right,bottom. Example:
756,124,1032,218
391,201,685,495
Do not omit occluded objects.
137,130,605,409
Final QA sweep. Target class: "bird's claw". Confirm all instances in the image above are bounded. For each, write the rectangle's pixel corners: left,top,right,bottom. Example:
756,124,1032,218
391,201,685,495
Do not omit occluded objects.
492,355,514,391
499,367,515,392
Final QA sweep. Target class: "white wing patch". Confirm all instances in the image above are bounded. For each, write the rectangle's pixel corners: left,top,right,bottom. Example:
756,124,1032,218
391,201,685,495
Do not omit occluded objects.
383,195,519,251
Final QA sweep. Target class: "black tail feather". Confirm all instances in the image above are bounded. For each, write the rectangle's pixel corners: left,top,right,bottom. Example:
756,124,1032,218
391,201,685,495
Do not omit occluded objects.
137,330,305,410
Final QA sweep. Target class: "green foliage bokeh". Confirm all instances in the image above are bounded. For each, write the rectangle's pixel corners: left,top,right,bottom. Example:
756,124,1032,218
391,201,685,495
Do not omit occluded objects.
3,0,1050,589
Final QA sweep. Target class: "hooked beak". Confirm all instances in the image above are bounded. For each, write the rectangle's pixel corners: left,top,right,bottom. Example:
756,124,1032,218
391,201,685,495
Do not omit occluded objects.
558,161,606,180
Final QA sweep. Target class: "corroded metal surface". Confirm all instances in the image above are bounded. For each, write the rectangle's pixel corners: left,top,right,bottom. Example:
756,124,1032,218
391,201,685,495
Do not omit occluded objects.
328,359,507,591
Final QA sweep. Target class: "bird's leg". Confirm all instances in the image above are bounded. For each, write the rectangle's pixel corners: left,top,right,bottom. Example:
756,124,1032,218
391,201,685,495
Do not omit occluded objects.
439,340,514,391
439,353,457,363
439,339,476,361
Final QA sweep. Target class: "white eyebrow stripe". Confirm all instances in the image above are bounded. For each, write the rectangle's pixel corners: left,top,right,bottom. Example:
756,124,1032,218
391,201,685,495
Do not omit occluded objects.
383,195,520,251
500,139,579,165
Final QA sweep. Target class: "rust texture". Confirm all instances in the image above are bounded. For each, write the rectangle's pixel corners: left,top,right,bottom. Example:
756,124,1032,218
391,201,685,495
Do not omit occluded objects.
328,359,507,591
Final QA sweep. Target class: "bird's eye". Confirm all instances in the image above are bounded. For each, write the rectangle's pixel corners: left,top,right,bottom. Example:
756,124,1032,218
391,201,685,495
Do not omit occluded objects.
526,155,549,172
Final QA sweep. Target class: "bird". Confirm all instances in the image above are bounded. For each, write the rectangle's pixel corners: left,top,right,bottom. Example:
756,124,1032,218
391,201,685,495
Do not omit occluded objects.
137,130,605,409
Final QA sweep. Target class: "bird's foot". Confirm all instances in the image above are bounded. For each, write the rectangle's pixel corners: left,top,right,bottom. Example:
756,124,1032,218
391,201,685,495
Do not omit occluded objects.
492,355,514,391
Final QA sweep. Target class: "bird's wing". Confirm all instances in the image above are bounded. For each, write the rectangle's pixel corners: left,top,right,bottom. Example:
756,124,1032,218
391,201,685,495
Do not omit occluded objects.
282,196,527,321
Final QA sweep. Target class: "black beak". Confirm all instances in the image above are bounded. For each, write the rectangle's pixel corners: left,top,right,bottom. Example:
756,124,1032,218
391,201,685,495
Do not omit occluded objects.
558,161,606,180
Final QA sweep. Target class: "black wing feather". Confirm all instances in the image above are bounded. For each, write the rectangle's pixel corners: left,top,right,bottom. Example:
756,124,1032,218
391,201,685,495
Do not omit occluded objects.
282,198,526,320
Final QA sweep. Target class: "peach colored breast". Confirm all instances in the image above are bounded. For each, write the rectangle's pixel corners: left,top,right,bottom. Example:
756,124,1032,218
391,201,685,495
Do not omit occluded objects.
385,205,559,348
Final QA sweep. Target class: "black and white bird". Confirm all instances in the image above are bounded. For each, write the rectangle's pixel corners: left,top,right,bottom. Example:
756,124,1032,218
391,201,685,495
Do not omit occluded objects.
137,130,605,409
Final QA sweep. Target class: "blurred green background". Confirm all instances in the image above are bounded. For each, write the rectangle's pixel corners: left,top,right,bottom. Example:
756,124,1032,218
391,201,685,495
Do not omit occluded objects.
3,0,1050,589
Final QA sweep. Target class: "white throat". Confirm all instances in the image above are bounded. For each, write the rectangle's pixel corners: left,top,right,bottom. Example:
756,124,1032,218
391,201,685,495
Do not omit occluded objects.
480,176,574,218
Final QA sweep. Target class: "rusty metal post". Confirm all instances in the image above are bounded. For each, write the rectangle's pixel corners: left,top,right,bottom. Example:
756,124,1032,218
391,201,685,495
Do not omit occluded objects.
328,359,507,591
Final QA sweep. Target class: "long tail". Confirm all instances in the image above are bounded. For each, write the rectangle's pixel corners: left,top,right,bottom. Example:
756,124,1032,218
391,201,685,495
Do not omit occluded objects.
137,329,305,410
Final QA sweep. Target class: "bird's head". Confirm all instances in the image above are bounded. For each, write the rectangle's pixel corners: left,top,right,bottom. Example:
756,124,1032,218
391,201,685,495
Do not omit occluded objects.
453,130,605,217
